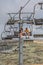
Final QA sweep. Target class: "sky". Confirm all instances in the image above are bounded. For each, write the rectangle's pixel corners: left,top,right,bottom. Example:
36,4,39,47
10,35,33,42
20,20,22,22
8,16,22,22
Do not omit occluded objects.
0,0,43,39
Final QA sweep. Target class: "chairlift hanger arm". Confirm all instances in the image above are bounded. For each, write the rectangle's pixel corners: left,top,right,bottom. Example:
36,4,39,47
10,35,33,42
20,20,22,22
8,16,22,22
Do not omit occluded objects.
7,0,31,18
33,2,43,25
20,0,30,10
34,2,43,14
19,0,31,14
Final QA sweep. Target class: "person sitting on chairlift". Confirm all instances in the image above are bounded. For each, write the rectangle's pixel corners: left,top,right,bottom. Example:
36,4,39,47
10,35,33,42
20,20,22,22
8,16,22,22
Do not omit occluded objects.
24,27,30,36
19,28,23,38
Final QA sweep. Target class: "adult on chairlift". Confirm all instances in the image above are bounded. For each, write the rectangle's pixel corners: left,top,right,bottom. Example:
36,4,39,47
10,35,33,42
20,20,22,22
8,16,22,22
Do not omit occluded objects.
24,27,30,36
19,28,25,38
19,29,23,38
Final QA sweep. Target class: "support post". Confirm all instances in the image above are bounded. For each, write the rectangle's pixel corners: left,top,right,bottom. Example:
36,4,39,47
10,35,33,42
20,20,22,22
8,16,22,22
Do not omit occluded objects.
19,37,23,65
19,7,23,65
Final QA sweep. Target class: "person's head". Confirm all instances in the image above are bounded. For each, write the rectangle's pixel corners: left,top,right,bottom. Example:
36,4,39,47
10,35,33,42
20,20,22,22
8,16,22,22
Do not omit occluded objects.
26,28,28,30
20,28,23,31
19,29,22,33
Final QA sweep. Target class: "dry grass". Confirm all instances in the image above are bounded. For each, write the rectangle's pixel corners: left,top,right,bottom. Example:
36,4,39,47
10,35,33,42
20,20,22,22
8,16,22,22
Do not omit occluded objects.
0,40,43,65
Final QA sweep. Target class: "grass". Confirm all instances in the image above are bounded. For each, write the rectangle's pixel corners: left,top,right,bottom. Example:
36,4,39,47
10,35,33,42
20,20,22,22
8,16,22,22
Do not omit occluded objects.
0,40,43,65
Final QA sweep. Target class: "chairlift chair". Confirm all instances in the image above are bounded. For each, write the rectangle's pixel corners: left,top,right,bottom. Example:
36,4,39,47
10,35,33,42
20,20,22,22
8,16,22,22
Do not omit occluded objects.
33,2,43,39
34,19,43,25
1,31,13,40
7,19,15,25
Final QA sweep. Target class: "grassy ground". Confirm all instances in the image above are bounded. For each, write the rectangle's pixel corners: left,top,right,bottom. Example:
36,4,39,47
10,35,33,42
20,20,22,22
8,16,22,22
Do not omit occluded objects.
0,40,43,65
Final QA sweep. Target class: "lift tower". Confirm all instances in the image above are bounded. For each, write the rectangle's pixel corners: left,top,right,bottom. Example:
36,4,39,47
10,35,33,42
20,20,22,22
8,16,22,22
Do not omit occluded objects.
19,0,31,65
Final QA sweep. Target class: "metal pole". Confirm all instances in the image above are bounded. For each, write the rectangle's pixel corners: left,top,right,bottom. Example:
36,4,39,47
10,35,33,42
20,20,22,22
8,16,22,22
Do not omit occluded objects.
19,7,23,65
19,37,23,65
19,1,31,65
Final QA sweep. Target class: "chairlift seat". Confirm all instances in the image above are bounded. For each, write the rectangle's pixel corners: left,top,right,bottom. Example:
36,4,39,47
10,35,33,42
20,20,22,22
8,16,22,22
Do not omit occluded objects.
7,34,19,38
33,34,43,38
7,22,14,25
7,19,19,25
7,19,15,25
14,31,19,38
35,19,43,25
2,36,12,40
